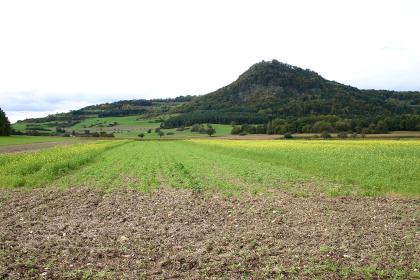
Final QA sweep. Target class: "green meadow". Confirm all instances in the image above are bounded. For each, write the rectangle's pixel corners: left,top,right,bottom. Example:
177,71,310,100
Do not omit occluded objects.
1,139,418,197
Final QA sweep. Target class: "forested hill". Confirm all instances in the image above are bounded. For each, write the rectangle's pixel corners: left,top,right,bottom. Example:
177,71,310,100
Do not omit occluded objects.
15,60,420,134
162,60,420,132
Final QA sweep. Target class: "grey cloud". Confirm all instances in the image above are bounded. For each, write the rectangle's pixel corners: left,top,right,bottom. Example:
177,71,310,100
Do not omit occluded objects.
0,91,130,112
0,91,144,122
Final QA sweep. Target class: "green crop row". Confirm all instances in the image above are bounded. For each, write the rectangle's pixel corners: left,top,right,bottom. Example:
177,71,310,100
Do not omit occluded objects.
0,140,127,188
2,139,419,196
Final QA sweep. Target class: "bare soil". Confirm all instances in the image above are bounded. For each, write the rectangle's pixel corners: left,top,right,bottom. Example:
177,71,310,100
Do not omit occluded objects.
0,187,418,279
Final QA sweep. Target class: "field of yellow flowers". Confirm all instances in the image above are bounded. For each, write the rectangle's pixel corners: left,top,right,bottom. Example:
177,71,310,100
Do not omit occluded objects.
0,140,126,188
1,139,418,196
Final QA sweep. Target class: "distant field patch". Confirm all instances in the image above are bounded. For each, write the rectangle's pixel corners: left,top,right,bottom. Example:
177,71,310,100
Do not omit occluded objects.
0,136,72,146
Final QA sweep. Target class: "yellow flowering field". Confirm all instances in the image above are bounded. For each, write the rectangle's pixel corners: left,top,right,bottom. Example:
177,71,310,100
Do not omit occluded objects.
189,139,420,196
0,140,126,188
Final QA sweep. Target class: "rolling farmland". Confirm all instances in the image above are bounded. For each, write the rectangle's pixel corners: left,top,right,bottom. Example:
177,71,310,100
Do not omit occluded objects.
0,139,419,279
12,115,234,139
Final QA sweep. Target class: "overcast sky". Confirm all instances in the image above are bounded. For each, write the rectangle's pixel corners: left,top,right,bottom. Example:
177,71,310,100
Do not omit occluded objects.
1,0,420,123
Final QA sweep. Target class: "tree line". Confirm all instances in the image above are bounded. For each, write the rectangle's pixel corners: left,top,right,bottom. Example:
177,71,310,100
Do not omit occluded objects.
0,108,11,136
230,114,420,135
161,111,269,128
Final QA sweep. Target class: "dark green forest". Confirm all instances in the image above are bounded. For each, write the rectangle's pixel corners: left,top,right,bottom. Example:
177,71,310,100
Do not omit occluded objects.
0,108,11,136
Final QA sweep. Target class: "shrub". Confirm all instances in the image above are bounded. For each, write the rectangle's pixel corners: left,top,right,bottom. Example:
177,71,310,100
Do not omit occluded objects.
166,132,175,135
190,124,201,132
191,124,213,134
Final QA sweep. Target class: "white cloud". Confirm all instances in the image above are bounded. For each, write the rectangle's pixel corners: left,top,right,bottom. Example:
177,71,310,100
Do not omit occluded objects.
0,0,419,122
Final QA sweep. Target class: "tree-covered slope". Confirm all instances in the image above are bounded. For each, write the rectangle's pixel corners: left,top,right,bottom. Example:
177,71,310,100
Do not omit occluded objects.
178,60,419,116
12,60,420,135
163,60,419,132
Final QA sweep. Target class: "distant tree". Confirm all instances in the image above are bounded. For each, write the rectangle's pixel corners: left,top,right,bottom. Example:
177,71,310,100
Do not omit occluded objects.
206,127,216,136
375,120,389,133
155,127,161,133
255,124,267,134
361,128,369,137
190,124,201,132
147,128,152,133
138,133,145,139
321,131,332,139
335,120,351,132
158,131,164,137
242,124,256,134
302,124,312,133
313,121,332,133
231,126,242,135
283,132,293,139
337,132,348,139
266,121,274,134
0,108,11,136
